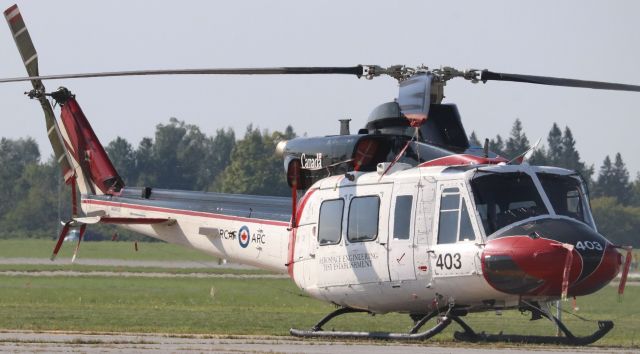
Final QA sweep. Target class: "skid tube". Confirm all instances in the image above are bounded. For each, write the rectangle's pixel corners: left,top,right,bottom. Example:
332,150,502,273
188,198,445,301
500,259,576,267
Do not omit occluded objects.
290,307,452,340
452,306,614,346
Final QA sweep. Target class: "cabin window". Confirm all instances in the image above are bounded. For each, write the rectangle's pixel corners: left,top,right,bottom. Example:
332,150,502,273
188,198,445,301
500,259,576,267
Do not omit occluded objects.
347,196,380,242
318,199,344,245
393,195,413,240
537,173,588,224
438,187,475,244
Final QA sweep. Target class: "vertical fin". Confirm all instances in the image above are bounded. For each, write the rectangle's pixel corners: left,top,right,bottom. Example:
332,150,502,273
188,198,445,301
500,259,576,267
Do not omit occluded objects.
58,94,124,194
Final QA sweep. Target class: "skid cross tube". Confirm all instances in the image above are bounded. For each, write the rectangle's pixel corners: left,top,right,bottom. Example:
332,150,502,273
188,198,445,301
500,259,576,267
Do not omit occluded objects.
290,307,452,340
306,307,369,331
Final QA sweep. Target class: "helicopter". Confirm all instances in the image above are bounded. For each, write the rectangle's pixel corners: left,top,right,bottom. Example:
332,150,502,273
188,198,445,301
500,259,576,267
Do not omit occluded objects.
2,3,638,346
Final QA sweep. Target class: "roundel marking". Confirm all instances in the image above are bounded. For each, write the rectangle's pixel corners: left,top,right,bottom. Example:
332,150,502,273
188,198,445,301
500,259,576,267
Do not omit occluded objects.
239,225,250,248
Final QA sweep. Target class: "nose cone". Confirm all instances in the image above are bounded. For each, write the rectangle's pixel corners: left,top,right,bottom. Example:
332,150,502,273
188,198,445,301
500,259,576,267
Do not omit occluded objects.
482,218,621,297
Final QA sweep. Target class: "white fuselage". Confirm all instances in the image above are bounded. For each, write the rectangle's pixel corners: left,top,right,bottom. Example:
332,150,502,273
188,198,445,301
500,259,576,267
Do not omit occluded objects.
81,164,523,314
290,165,510,314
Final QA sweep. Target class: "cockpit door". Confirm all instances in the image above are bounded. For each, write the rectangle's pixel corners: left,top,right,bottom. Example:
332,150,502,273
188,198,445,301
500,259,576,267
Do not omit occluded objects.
388,182,417,282
430,181,483,278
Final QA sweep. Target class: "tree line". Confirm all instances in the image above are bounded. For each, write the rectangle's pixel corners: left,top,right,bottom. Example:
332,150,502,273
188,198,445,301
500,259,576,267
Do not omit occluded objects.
0,119,295,240
0,117,638,246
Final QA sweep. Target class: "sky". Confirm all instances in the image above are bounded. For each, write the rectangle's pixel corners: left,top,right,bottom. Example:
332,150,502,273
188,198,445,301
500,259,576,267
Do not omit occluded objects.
1,0,639,177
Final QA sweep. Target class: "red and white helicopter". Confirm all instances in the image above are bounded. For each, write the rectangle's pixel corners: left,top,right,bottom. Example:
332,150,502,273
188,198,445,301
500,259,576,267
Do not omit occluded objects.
2,4,637,345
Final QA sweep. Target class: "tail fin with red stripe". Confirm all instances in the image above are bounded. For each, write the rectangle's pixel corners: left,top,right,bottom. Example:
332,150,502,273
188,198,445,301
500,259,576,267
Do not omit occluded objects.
55,88,124,195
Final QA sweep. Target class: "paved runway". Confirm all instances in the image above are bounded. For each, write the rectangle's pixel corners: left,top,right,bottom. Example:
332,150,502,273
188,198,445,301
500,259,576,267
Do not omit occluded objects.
0,331,634,354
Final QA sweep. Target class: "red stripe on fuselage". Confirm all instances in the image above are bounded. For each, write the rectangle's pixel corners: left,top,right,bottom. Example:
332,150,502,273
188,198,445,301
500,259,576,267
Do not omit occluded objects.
288,188,317,278
82,199,289,227
419,154,507,167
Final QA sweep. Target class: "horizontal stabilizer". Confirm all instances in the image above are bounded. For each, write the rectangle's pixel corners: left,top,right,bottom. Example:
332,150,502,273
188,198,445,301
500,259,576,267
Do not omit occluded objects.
98,217,171,225
73,216,171,225
73,216,102,224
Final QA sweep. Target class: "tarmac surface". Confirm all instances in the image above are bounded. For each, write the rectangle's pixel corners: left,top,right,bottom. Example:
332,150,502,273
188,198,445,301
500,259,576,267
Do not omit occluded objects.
0,331,635,354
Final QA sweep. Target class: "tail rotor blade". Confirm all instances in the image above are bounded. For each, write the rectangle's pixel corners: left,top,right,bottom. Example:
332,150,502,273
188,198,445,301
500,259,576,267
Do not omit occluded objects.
71,224,87,263
40,95,75,182
51,221,71,261
4,4,74,182
4,4,39,88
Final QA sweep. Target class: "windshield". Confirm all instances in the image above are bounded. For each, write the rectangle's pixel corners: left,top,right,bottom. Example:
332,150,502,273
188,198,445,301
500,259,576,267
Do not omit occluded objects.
537,173,590,225
471,172,549,235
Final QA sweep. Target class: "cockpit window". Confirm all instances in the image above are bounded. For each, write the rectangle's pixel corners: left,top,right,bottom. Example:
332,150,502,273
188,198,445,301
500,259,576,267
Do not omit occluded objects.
471,172,549,235
537,173,588,224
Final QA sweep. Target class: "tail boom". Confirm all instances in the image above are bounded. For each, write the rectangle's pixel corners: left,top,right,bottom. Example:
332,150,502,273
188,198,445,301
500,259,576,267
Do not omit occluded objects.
81,189,291,273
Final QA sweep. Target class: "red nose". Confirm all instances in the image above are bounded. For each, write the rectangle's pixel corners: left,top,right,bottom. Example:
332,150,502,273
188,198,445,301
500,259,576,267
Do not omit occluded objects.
482,236,621,297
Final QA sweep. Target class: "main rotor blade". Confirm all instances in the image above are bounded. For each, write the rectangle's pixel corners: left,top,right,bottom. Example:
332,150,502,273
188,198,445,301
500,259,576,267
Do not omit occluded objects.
480,70,640,92
0,66,366,83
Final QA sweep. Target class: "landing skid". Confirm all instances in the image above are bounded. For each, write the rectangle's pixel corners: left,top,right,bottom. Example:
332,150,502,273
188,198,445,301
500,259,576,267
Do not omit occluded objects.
290,304,613,345
290,307,452,340
452,303,614,346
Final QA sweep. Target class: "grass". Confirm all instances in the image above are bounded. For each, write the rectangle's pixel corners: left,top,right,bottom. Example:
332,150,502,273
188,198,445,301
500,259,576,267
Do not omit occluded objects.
0,274,637,347
0,239,637,347
0,239,217,262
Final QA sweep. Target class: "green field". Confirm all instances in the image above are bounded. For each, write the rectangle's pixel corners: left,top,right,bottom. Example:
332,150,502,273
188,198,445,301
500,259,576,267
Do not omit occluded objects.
0,274,637,347
0,239,217,262
0,264,274,275
0,239,638,347
2,239,637,269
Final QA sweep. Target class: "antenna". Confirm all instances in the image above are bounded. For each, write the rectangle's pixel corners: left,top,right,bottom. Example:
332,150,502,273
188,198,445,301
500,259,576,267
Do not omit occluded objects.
339,119,351,135
483,139,489,158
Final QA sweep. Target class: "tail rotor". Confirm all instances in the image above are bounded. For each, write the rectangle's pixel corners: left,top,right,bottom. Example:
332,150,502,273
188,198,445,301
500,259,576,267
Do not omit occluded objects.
4,4,74,183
